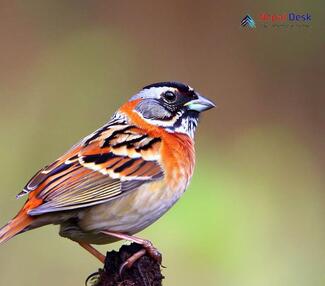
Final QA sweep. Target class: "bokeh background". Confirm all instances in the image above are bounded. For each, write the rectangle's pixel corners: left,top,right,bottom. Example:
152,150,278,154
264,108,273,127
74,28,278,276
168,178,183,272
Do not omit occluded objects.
0,2,324,286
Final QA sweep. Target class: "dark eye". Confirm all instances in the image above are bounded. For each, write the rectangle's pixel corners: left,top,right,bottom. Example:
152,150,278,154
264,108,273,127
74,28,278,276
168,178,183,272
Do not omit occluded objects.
163,91,177,103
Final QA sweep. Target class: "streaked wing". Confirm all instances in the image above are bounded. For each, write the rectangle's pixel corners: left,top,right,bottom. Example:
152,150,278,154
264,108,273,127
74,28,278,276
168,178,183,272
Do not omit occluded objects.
20,120,164,216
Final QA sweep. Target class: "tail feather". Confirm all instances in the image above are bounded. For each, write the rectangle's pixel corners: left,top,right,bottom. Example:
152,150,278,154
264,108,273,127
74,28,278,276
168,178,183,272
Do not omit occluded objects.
0,211,33,244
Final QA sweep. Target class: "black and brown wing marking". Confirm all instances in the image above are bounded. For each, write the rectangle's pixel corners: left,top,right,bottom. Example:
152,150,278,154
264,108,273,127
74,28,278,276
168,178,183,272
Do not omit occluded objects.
18,122,164,216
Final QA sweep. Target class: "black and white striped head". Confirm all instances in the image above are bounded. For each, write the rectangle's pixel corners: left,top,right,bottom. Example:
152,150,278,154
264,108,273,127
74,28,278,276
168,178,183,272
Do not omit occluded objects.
129,81,215,138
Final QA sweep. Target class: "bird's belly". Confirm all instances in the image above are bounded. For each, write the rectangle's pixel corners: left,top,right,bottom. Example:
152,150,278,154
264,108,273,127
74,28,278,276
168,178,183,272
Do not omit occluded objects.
78,180,183,238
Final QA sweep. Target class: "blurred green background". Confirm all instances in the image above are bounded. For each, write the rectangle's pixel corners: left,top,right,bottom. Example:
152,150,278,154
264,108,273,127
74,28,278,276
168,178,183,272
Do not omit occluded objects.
0,1,324,286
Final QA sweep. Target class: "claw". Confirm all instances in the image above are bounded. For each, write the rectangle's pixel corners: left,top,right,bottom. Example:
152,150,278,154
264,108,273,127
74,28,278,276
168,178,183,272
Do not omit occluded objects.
119,260,129,277
119,248,147,276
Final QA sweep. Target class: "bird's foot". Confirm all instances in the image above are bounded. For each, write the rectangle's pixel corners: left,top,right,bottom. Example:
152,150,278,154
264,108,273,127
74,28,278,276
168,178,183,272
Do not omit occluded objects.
101,231,162,275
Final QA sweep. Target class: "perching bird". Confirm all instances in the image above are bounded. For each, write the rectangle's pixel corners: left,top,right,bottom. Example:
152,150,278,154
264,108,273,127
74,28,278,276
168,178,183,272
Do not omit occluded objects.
0,81,214,271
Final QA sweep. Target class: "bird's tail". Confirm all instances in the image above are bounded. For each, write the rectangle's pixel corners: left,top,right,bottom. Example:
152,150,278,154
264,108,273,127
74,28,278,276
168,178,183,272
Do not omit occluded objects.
0,210,33,244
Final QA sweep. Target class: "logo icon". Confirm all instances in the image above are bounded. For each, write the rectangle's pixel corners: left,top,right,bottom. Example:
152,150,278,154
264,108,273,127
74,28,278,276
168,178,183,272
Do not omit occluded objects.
241,15,256,28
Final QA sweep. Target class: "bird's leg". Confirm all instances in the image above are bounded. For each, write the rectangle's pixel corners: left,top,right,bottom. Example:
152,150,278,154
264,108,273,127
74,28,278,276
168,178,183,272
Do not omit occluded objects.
101,231,162,274
78,242,106,263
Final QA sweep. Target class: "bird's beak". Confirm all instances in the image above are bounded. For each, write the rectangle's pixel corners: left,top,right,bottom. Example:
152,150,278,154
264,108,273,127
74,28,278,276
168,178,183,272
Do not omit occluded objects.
184,95,216,112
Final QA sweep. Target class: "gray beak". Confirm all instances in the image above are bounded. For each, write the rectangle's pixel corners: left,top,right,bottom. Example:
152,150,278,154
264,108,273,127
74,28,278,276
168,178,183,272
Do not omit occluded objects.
184,95,216,112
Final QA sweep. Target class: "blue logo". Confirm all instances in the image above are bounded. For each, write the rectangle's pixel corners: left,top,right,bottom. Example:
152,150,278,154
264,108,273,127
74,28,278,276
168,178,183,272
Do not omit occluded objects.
241,15,256,28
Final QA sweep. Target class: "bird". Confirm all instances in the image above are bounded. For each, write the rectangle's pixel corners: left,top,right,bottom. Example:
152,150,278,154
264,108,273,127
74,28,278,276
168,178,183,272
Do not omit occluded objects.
0,81,215,272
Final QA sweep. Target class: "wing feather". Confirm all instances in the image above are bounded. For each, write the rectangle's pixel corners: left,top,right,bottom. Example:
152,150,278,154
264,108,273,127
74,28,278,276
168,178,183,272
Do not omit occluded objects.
20,120,164,216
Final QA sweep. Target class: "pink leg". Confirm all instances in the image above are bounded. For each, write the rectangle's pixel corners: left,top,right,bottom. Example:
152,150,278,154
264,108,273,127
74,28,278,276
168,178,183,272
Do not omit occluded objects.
101,231,162,274
78,242,106,263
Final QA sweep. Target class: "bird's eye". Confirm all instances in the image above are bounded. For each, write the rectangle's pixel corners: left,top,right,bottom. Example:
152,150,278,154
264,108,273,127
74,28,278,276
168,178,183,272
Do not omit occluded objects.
163,91,177,103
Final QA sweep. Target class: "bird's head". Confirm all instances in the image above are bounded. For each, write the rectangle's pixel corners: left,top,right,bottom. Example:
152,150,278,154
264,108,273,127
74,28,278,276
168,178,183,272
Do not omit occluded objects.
118,81,215,138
